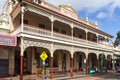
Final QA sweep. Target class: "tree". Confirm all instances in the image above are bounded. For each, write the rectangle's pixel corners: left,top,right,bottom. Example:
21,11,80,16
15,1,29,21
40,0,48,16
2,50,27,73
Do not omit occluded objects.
114,31,120,46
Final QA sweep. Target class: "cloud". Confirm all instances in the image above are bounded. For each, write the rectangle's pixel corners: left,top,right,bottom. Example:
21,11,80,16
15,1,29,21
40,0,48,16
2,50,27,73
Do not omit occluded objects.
0,0,119,16
45,0,120,21
97,12,107,19
0,0,6,13
0,0,119,18
109,0,120,17
45,0,113,13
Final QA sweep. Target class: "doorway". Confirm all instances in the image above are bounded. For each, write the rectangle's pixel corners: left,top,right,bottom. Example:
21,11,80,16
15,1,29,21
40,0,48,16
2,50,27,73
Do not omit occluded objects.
79,55,82,71
62,53,66,71
14,51,20,75
0,59,8,77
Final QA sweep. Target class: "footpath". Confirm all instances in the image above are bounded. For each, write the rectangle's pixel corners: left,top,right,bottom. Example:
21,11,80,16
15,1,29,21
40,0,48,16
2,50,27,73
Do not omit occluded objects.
1,72,120,80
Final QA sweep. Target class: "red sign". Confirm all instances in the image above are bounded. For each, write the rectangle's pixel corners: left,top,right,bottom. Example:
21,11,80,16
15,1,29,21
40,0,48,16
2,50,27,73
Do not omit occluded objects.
0,35,17,46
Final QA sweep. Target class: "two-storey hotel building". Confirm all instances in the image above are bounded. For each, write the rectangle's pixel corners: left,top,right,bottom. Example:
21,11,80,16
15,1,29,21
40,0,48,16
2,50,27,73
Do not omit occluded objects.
0,0,120,79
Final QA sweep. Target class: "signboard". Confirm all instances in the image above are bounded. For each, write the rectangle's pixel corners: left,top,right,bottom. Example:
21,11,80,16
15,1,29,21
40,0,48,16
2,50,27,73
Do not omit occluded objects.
0,35,17,46
84,59,86,63
40,51,48,61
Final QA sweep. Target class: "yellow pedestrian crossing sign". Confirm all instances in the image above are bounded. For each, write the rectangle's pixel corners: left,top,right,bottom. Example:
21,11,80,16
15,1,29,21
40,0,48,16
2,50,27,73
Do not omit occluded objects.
40,51,48,61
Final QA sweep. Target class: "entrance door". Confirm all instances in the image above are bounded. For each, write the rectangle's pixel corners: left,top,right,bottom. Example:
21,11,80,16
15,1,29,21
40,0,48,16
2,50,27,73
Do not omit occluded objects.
14,51,20,75
79,55,82,71
23,52,27,74
0,59,8,77
62,54,66,71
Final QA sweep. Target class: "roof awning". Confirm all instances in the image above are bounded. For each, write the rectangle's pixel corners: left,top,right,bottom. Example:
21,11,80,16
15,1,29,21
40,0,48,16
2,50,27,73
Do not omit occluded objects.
114,53,120,60
114,54,120,57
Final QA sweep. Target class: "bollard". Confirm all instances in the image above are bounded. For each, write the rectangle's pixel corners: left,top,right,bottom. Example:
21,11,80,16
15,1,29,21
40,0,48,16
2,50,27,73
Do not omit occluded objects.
36,67,38,76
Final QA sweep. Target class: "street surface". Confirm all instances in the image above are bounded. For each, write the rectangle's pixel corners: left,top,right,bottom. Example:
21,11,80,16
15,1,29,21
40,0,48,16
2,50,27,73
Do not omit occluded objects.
1,72,120,80
69,72,120,80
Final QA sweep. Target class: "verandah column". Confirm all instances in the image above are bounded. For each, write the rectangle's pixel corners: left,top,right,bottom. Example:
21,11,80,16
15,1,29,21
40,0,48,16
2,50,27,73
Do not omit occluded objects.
85,30,88,43
70,57,74,77
86,58,88,75
70,46,74,77
105,58,108,73
96,34,98,43
112,54,115,73
97,56,100,72
51,15,54,37
50,43,54,79
20,5,25,80
20,56,24,80
50,57,53,79
20,37,24,80
86,49,88,75
50,16,54,79
104,55,108,73
71,23,73,41
70,24,74,77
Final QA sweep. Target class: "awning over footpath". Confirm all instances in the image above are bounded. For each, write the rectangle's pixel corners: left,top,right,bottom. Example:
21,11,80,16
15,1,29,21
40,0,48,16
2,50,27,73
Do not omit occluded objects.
0,34,17,46
114,52,120,59
114,54,120,57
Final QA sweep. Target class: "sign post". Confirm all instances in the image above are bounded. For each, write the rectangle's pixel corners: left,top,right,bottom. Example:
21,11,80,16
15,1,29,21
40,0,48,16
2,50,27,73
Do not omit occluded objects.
83,59,86,75
40,51,48,80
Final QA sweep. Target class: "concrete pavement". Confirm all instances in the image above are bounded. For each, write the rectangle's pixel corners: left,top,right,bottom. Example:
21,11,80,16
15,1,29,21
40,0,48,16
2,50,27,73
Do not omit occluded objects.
54,71,120,80
66,72,120,80
1,72,120,80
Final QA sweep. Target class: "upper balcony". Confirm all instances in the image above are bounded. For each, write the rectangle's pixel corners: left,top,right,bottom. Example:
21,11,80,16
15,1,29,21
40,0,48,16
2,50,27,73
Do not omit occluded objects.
114,47,120,52
11,0,98,29
11,24,113,51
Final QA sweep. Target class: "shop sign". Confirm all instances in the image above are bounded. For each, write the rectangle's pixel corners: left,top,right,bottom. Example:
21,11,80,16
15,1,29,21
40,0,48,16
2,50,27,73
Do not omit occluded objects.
0,35,17,46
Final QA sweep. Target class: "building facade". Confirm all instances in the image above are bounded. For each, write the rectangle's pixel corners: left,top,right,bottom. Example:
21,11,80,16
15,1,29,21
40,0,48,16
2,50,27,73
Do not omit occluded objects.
0,0,120,79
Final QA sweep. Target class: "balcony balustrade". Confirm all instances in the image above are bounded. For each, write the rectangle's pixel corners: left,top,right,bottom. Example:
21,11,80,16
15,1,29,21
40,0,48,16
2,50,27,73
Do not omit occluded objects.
114,47,120,51
73,37,86,45
118,46,120,49
24,25,51,37
87,40,98,46
98,42,113,50
11,25,113,50
53,32,72,41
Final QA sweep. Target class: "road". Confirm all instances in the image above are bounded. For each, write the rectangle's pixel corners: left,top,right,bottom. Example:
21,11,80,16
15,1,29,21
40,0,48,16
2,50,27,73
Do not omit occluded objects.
1,72,120,80
69,72,120,80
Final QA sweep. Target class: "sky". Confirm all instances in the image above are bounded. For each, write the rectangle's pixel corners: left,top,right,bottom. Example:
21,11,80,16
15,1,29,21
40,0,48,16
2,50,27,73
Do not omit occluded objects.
0,0,5,13
44,0,120,39
0,0,120,39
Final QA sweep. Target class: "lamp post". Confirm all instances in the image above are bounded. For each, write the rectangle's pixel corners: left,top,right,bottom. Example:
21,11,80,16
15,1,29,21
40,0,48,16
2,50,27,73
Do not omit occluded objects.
112,59,116,72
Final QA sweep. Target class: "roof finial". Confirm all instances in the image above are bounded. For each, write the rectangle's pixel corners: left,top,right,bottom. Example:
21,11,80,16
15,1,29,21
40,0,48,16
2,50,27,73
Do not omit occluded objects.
95,21,98,26
67,4,71,6
86,16,89,21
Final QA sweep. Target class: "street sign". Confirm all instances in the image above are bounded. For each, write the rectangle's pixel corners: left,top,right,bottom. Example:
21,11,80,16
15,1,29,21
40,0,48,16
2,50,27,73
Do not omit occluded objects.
40,51,48,61
43,61,45,65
